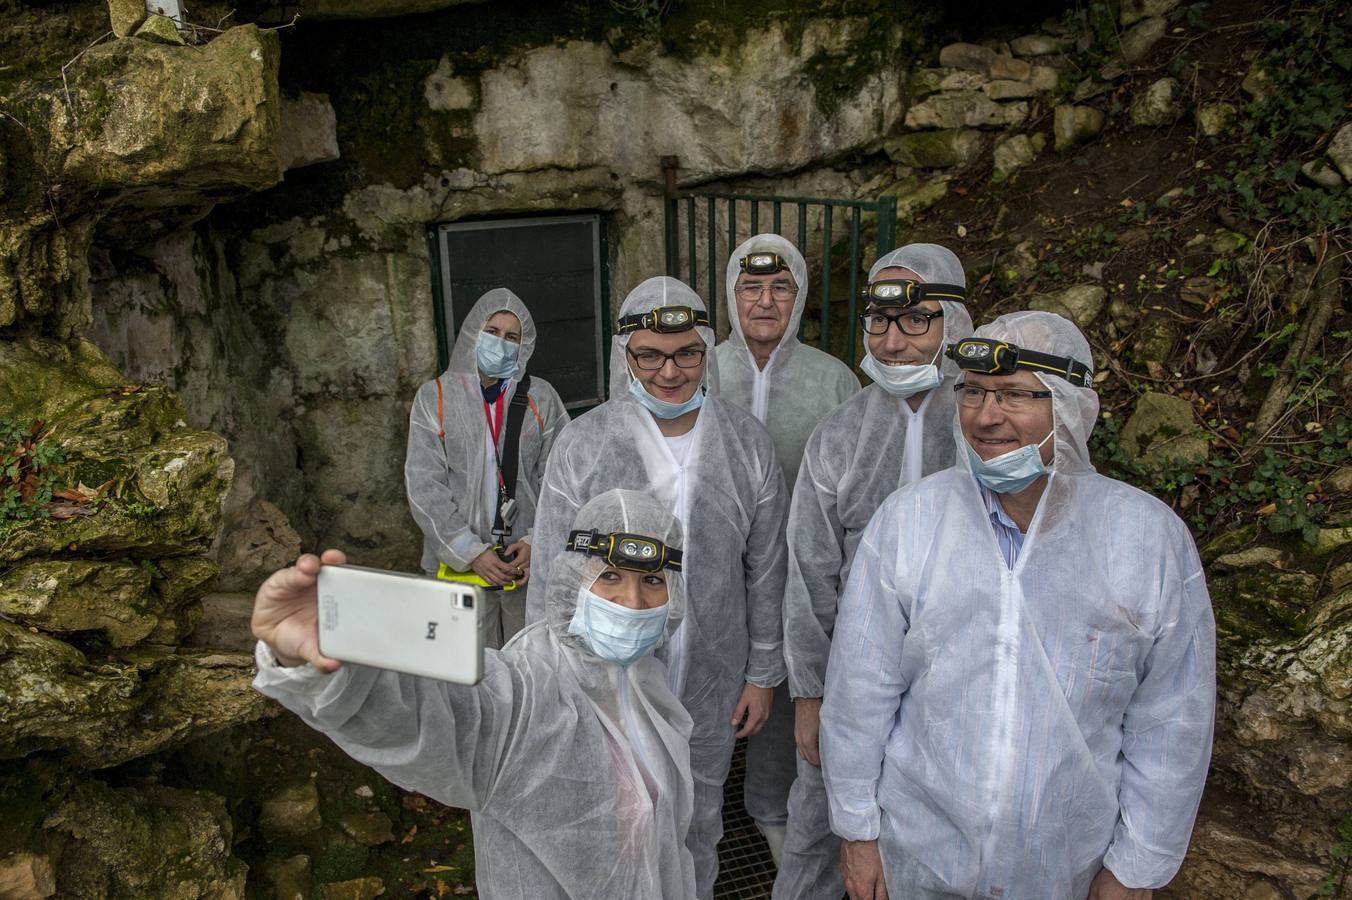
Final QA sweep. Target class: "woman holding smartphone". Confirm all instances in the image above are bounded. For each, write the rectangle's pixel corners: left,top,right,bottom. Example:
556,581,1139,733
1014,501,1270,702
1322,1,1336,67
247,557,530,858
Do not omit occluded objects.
252,489,697,899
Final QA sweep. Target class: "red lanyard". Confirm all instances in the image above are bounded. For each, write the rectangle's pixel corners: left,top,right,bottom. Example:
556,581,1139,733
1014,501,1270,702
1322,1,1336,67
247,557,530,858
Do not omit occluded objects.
483,391,507,488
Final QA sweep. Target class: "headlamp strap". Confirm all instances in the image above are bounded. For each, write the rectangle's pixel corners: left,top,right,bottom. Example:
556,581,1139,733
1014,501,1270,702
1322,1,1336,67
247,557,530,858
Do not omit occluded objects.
616,306,712,335
863,280,967,306
565,529,684,572
945,339,1093,387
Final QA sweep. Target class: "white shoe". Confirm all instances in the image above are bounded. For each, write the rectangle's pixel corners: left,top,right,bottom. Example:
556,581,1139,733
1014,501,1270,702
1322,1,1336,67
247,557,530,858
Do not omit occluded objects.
755,821,786,868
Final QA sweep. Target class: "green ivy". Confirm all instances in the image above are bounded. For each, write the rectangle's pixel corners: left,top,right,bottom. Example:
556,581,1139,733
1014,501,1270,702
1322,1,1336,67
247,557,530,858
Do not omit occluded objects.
0,418,67,530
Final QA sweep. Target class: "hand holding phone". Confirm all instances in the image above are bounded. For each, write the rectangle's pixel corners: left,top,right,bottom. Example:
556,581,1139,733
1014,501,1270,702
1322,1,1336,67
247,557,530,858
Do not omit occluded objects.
251,549,348,672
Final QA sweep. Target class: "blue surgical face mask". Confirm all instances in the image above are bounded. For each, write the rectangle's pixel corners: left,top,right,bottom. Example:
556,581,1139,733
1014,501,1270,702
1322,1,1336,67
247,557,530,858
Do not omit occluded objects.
860,345,942,398
475,330,520,380
567,585,669,667
627,374,705,419
965,430,1054,494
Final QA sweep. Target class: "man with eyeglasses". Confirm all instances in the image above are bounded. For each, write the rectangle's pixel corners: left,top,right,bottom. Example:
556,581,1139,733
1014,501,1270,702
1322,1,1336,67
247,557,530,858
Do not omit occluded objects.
527,276,790,900
774,244,974,900
820,311,1215,900
712,234,860,866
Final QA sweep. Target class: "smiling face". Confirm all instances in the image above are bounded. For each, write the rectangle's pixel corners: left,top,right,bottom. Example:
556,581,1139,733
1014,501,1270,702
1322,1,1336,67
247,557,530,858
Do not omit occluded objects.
589,566,671,610
733,271,798,347
864,266,946,366
958,369,1057,464
483,310,522,343
626,328,706,405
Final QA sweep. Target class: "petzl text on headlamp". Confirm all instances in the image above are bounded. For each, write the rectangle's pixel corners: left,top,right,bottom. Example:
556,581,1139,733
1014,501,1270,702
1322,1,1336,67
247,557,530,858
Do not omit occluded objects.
944,337,1094,387
565,530,683,574
861,279,967,307
616,305,712,335
738,252,789,275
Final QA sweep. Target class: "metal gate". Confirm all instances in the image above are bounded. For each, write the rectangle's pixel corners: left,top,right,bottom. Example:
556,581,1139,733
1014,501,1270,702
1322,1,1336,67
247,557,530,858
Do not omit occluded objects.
662,165,898,367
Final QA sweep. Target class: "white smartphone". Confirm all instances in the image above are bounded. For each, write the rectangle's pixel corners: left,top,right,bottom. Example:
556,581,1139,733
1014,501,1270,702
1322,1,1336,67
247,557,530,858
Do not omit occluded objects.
317,564,483,685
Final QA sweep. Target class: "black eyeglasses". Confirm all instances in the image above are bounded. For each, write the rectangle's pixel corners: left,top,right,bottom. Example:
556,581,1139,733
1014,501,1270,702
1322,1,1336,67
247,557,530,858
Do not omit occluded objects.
859,308,944,336
627,347,706,371
953,382,1053,412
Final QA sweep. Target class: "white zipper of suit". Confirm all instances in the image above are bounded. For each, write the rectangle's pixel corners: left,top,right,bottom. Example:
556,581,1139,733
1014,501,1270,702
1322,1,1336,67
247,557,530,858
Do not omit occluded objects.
749,347,777,423
619,671,661,808
899,388,934,488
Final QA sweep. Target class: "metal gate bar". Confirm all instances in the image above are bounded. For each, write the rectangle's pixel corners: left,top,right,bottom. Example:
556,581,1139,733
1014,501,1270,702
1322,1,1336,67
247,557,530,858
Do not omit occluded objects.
663,175,898,367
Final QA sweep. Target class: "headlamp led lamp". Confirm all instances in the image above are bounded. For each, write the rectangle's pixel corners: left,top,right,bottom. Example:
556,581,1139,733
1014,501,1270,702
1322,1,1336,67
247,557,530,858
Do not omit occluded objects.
616,305,711,335
944,337,1094,387
738,252,789,276
565,530,683,574
860,279,967,308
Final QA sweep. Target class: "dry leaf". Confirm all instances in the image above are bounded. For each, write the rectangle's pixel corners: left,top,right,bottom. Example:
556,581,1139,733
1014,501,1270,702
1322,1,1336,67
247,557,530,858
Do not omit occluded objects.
1256,502,1278,516
424,865,454,873
400,825,418,845
48,501,94,519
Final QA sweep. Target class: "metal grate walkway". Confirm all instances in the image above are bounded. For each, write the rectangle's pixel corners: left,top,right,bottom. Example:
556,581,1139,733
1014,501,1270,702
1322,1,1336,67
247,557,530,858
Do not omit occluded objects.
714,740,778,899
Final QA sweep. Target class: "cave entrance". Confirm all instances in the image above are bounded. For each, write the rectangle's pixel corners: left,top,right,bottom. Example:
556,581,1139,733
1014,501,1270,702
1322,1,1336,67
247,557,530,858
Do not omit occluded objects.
429,213,611,412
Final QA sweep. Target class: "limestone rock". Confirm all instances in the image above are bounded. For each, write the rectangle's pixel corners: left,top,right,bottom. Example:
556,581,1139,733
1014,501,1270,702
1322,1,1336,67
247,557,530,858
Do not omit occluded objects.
338,810,395,846
0,560,157,646
1053,104,1106,151
904,91,1028,129
937,42,997,74
1010,34,1068,57
884,130,983,168
259,782,323,840
1029,65,1059,92
1120,16,1167,62
885,173,950,223
134,13,185,44
993,133,1038,177
1329,466,1352,495
182,592,256,652
1197,102,1237,137
1027,284,1106,327
1132,318,1177,372
321,877,385,900
57,25,283,198
996,240,1039,288
984,79,1038,100
0,624,265,766
261,855,312,900
1300,158,1344,189
1214,547,1288,570
1327,123,1352,181
424,56,476,111
43,781,246,898
107,0,147,37
1314,527,1352,557
1241,64,1275,100
1130,77,1185,126
0,852,56,899
279,92,339,173
988,55,1032,82
214,498,302,591
1120,0,1180,26
1119,393,1208,465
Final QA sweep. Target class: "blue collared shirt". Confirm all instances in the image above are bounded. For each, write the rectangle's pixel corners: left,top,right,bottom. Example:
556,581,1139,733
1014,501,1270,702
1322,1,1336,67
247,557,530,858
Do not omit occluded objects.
979,482,1025,569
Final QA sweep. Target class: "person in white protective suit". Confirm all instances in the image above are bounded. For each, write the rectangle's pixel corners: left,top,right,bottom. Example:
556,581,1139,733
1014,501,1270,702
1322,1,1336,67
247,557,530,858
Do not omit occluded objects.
404,288,569,648
820,310,1216,900
775,244,974,900
527,276,790,900
252,489,700,899
711,234,860,865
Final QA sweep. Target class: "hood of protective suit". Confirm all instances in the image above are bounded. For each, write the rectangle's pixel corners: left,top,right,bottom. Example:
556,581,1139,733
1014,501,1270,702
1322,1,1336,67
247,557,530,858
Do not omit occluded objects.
866,244,974,379
543,489,687,658
607,276,718,399
448,288,537,381
723,234,809,363
954,310,1100,476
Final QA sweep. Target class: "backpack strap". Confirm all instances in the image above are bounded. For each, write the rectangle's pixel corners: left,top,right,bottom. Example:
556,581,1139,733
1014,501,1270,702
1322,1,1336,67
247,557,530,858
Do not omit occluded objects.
492,374,532,536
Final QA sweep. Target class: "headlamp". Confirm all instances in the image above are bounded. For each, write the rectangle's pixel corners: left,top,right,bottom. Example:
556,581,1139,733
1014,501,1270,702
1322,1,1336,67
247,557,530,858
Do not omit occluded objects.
565,530,683,574
739,252,788,275
616,305,712,335
860,279,967,308
944,337,1094,387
